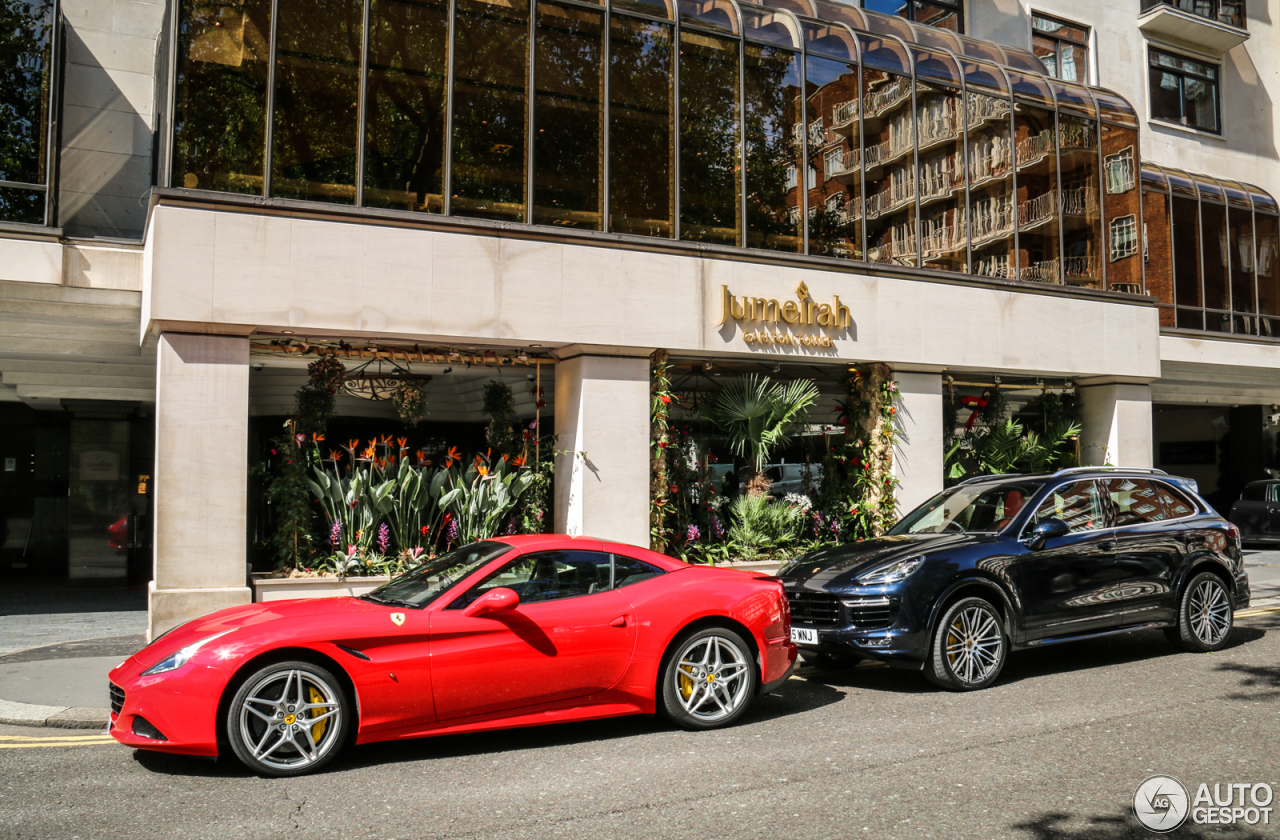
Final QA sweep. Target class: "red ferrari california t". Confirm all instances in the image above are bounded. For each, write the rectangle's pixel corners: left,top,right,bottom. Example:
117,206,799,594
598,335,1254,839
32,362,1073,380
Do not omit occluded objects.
109,535,797,776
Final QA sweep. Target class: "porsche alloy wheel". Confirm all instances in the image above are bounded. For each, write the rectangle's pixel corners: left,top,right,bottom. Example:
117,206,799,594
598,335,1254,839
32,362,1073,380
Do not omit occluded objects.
926,597,1006,691
227,661,347,777
1168,571,1234,653
660,627,758,730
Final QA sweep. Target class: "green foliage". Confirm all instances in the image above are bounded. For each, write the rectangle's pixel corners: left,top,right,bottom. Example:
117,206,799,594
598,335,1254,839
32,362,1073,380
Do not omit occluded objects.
294,354,345,436
392,380,428,426
256,422,321,570
439,452,536,545
700,374,820,487
947,418,1082,480
727,495,805,554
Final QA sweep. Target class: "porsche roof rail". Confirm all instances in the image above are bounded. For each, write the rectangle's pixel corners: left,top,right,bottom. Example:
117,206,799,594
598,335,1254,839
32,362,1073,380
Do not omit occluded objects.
1051,466,1169,477
957,473,1024,485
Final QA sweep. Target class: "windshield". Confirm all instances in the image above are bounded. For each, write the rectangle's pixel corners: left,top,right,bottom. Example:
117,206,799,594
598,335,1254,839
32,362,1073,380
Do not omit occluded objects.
362,541,513,608
888,482,1044,535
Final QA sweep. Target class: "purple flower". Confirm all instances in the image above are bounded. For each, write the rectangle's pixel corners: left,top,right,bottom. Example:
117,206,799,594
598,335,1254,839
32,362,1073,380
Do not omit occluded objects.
710,515,725,540
504,517,517,536
811,510,825,538
829,517,842,538
328,521,341,547
376,523,390,554
686,524,701,544
446,517,460,548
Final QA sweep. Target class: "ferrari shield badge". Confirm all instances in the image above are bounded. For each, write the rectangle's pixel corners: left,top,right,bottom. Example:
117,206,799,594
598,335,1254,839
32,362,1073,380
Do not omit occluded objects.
390,612,405,627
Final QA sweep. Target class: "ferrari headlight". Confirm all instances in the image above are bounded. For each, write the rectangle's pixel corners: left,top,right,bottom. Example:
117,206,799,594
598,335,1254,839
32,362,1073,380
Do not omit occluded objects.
142,630,235,675
857,556,924,586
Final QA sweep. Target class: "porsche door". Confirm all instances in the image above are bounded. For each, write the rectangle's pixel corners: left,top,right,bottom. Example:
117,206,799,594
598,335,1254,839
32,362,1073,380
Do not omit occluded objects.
429,550,638,721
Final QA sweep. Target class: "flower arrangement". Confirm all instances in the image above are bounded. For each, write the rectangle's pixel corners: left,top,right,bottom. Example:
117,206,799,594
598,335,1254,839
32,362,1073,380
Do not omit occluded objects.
391,380,427,426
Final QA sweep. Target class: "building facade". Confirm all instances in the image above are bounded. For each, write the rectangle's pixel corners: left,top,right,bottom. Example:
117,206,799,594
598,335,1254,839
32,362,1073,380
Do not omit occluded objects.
3,0,1280,636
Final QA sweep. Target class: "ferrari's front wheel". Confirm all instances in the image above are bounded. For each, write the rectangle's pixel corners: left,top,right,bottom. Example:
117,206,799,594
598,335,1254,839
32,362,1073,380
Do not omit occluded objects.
226,660,348,777
660,627,758,730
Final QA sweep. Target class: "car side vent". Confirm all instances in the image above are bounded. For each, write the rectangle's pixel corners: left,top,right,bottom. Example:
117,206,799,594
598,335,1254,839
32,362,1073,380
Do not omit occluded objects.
337,644,371,661
844,597,898,630
132,716,168,741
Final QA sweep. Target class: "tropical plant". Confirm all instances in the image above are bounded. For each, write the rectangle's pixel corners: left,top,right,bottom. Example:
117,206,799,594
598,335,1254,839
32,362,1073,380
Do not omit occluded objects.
439,452,537,545
294,354,346,435
727,494,805,554
700,374,820,496
256,421,322,569
483,380,519,457
391,380,427,426
946,418,1081,480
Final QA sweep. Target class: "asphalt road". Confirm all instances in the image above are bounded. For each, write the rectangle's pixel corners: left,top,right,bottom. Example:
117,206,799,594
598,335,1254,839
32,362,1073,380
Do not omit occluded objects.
1,610,1277,840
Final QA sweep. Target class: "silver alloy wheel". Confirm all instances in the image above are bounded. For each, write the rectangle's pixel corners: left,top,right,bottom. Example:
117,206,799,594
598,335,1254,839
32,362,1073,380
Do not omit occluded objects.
673,634,751,723
944,606,1003,685
238,669,343,772
1188,578,1231,646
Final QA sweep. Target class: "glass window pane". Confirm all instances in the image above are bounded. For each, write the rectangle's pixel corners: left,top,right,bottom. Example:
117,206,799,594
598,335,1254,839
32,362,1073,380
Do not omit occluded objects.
1059,115,1100,287
1093,89,1138,128
911,2,959,32
1201,201,1229,309
744,44,802,252
1171,194,1202,307
741,6,799,48
967,89,1014,277
363,0,449,213
1148,67,1183,124
863,68,915,266
1033,481,1105,533
1143,187,1173,306
1015,103,1060,283
608,14,674,237
0,185,44,225
912,48,960,86
1183,75,1218,132
1255,211,1280,317
172,0,272,195
613,0,671,16
1102,125,1142,293
678,0,738,32
1031,34,1059,79
270,0,363,203
0,0,54,188
857,34,911,76
917,84,965,272
1229,205,1256,333
679,31,740,245
532,3,603,229
451,0,530,222
806,53,858,258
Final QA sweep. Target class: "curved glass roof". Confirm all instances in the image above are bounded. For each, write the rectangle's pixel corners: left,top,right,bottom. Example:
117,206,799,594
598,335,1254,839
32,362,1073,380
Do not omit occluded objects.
1141,164,1278,215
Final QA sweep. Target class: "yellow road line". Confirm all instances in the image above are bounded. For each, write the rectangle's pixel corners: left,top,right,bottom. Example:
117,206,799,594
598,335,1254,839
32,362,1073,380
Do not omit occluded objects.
0,740,117,749
1235,605,1280,618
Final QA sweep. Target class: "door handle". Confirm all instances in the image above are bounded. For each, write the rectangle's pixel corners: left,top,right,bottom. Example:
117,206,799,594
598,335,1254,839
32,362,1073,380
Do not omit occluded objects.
609,615,629,628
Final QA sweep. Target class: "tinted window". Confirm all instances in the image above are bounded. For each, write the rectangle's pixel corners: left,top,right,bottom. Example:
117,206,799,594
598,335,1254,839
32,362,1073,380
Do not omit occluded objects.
1103,478,1167,526
612,554,665,588
1241,484,1266,502
889,482,1042,534
1154,482,1197,519
451,550,613,607
1033,480,1105,533
366,541,512,607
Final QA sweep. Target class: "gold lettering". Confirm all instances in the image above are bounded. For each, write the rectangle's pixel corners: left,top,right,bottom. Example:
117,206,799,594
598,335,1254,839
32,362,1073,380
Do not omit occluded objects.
833,295,851,328
817,303,833,326
781,300,800,324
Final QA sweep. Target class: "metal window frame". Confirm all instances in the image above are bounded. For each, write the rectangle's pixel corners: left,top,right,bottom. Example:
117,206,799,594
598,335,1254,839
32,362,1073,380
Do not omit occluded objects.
1147,46,1222,135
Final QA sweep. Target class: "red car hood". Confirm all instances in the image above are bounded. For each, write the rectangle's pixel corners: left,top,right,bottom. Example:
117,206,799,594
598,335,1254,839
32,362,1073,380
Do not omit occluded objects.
132,597,376,672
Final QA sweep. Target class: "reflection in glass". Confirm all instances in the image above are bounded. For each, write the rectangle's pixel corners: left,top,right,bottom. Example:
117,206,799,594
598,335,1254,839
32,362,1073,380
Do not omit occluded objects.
916,80,965,272
744,44,802,252
0,186,43,225
966,89,1014,277
679,31,740,245
1102,125,1142,293
1142,185,1175,325
363,0,449,212
532,3,603,229
1171,194,1202,323
1229,204,1256,333
609,14,674,237
451,0,530,222
271,0,363,203
1057,115,1099,287
1014,101,1060,282
1256,211,1280,337
1201,200,1228,310
173,0,272,195
806,53,859,258
863,67,916,266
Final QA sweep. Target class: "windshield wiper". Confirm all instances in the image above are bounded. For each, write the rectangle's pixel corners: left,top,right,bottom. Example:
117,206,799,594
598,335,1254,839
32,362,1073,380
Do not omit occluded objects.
359,593,419,609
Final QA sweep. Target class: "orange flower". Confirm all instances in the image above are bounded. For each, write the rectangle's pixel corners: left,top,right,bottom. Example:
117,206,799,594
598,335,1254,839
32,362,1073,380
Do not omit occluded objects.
477,464,490,477
362,446,376,460
347,439,359,452
311,433,326,443
330,449,344,462
415,449,428,465
367,439,378,450
474,455,484,470
380,434,393,445
444,446,461,468
386,454,397,467
397,437,408,449
511,454,526,467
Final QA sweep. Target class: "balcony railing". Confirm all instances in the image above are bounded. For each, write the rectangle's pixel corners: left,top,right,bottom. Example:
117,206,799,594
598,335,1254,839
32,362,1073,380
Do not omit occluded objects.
1020,259,1060,284
1141,0,1244,28
864,77,913,118
971,202,1016,244
832,100,859,126
869,232,917,264
966,93,1011,126
1064,255,1096,281
974,254,1013,278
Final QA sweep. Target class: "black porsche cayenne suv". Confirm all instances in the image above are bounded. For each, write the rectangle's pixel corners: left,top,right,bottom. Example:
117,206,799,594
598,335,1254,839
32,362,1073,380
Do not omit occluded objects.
778,467,1250,691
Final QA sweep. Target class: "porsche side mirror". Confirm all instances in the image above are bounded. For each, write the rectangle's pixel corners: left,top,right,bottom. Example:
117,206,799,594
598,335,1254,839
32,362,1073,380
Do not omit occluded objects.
462,587,520,617
1024,518,1069,550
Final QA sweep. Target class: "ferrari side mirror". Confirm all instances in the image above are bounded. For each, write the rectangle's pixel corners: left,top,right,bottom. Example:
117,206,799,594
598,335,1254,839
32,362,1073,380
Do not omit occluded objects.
1024,518,1069,550
462,587,520,617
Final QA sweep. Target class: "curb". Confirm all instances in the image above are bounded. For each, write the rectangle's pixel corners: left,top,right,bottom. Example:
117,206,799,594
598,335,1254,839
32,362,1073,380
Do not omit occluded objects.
0,698,109,730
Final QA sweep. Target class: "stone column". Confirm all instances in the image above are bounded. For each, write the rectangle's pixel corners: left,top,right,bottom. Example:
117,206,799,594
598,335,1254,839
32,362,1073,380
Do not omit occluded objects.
553,353,651,547
149,333,252,639
1078,381,1154,467
892,371,945,516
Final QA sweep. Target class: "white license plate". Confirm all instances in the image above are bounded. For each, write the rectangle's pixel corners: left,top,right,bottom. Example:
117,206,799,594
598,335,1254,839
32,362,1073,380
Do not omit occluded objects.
790,627,818,645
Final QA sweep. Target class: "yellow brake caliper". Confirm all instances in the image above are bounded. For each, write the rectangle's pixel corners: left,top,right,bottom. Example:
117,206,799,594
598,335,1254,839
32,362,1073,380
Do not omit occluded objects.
309,686,328,741
679,670,694,701
947,622,961,667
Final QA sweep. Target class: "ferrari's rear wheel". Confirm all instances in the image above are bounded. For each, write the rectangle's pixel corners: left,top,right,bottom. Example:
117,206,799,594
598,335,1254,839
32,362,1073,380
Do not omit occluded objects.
660,627,758,730
226,660,348,777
